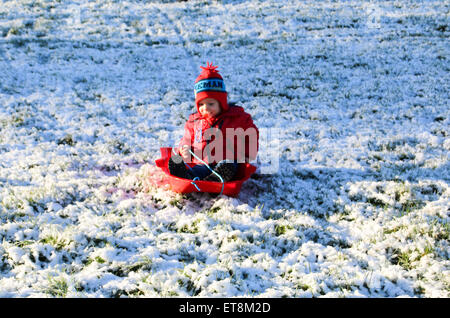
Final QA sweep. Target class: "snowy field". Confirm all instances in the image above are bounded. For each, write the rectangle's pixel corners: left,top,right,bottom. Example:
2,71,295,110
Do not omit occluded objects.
0,0,449,298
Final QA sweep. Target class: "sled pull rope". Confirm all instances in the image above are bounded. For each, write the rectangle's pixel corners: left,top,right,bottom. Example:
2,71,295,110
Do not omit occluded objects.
181,160,202,192
188,149,225,196
191,177,202,192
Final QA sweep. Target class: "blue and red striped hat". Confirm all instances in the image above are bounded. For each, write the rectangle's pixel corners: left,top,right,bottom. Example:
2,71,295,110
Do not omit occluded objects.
194,62,228,111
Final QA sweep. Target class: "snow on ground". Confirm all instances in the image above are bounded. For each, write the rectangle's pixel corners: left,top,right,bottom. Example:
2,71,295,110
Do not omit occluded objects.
0,0,448,297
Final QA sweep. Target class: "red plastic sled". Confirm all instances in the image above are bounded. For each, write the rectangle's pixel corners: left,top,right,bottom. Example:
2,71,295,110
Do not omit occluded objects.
155,147,257,197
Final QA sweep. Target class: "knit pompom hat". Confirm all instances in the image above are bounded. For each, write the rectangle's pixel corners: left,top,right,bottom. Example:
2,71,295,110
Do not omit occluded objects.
194,62,228,112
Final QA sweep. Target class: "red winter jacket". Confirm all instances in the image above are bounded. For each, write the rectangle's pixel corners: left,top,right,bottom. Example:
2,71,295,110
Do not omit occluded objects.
178,104,259,165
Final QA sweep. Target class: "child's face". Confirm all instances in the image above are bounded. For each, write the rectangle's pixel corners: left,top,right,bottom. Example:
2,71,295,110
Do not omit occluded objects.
198,98,222,118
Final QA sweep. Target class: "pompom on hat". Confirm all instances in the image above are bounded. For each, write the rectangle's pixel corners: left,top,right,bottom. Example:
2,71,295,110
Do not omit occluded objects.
194,62,228,112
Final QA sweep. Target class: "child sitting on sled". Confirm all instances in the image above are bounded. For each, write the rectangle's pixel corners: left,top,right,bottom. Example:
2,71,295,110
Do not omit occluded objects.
169,62,259,182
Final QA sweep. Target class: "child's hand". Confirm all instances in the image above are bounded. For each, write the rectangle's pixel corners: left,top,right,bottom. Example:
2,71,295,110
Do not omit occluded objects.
179,145,190,160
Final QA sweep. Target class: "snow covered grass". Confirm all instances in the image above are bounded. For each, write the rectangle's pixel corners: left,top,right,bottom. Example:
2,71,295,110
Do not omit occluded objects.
0,0,448,297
